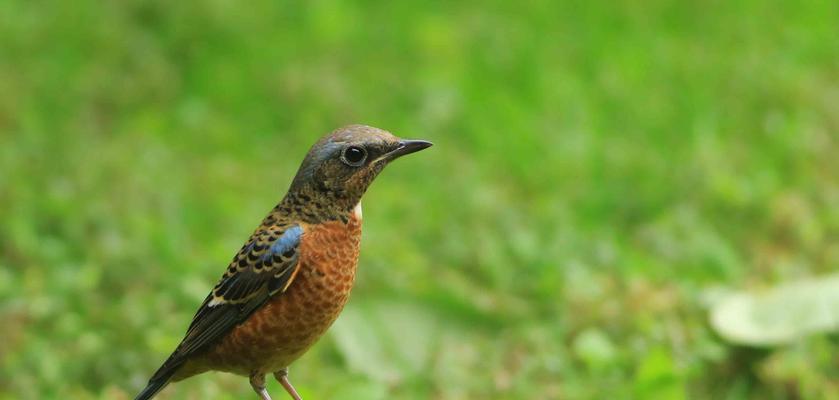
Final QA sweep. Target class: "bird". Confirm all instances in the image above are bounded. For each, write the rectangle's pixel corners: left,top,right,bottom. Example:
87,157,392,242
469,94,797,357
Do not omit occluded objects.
135,125,432,400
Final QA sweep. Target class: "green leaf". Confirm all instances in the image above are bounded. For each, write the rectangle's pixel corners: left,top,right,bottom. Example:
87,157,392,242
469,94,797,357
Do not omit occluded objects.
633,347,684,400
330,300,437,383
710,273,839,346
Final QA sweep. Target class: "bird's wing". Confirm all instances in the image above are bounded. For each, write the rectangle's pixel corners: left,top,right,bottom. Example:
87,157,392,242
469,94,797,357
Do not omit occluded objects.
147,223,304,382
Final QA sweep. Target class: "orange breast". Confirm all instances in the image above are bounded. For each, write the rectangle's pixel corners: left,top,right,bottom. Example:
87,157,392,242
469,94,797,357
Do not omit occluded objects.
190,213,362,376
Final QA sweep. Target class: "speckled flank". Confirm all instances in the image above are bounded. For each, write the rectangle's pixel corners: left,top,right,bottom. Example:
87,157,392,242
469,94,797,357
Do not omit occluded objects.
189,213,362,376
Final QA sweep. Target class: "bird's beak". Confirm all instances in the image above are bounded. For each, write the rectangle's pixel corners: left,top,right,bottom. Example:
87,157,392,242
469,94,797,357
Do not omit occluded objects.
384,139,433,161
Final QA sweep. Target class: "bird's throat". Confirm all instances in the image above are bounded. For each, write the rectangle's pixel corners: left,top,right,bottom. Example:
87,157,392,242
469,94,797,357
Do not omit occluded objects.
352,202,362,220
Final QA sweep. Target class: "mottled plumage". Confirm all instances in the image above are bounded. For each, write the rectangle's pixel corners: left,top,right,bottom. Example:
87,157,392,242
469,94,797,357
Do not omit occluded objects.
135,125,432,400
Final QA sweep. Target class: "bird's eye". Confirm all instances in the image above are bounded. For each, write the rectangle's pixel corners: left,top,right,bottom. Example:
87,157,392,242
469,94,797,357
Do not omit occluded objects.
341,145,367,167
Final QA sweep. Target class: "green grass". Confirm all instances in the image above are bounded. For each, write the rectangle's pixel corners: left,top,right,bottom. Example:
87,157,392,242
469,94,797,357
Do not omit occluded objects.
1,0,838,398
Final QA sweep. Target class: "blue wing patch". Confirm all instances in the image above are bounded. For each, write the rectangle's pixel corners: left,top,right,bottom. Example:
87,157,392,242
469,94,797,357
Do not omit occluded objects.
265,225,303,262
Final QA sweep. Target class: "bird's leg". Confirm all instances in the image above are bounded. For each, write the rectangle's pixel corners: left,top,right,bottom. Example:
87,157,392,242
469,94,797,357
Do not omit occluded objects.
249,373,272,400
273,368,302,400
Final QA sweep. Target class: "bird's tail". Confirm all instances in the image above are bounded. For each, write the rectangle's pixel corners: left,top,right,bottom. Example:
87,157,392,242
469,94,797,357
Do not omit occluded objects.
134,378,169,400
134,354,185,400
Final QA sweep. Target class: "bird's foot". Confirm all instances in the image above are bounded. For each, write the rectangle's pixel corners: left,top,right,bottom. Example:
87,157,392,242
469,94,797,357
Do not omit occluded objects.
274,368,302,400
250,373,272,400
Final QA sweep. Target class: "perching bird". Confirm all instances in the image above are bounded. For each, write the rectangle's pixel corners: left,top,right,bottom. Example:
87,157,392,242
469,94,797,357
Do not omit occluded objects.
135,125,432,400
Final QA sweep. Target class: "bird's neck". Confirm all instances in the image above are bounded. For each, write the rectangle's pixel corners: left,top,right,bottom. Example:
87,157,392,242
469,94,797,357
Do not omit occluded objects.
274,186,362,224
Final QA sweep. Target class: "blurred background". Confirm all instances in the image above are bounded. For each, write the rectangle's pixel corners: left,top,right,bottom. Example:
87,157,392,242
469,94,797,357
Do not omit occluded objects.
1,1,837,399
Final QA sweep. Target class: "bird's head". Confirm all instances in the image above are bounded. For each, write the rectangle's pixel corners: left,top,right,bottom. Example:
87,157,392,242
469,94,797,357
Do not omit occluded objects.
286,125,432,217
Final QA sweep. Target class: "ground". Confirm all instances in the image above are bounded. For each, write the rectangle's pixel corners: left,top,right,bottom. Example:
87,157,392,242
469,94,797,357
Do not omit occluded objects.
1,1,837,399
